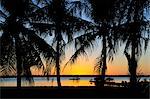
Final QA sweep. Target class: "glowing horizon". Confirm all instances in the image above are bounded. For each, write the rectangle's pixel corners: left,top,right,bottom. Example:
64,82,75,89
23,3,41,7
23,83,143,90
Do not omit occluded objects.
31,44,150,75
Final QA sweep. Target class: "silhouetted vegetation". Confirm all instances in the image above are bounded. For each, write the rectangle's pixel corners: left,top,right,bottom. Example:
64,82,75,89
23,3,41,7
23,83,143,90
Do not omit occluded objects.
0,0,150,93
0,0,56,87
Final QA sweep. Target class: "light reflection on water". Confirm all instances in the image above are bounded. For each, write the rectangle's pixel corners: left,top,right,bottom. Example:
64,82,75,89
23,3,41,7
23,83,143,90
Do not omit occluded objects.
0,77,149,87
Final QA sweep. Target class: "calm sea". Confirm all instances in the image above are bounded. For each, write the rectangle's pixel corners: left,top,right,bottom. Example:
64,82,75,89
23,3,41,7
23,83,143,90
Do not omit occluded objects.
0,77,150,87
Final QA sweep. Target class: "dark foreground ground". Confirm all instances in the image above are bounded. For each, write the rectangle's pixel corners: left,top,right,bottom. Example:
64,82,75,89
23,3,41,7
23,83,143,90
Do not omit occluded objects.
1,86,149,98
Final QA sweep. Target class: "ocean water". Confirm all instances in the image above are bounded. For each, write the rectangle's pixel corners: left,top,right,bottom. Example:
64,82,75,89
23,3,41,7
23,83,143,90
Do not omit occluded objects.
0,77,150,87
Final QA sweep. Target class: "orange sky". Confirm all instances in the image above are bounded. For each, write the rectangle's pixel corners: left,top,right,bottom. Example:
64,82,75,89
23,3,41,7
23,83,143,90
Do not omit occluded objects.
3,44,147,87
31,43,150,75
31,48,150,75
30,31,150,76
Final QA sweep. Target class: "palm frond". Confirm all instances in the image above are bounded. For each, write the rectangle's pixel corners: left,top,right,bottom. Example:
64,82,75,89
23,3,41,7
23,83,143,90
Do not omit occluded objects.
20,38,43,69
64,31,97,69
25,29,56,63
0,32,16,76
0,10,7,19
64,45,87,70
68,0,90,17
31,22,55,36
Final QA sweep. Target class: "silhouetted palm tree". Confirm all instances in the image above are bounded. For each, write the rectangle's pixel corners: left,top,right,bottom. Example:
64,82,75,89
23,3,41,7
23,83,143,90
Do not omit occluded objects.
30,0,91,87
0,0,56,87
120,0,150,88
66,0,128,87
89,0,137,87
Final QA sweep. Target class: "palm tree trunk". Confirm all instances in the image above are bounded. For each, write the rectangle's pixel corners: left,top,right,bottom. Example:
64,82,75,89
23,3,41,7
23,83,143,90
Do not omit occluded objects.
56,41,61,87
129,6,139,88
15,36,22,88
101,33,107,87
130,42,137,88
124,45,137,88
56,24,62,87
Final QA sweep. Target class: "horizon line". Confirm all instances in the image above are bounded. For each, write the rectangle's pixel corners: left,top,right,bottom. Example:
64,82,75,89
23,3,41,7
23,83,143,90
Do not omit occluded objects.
1,75,150,78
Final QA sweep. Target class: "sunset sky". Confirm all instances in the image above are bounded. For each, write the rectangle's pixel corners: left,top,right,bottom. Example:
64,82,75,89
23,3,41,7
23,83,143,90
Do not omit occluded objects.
62,43,150,75
31,40,150,75
1,4,150,76
59,11,150,75
58,11,150,76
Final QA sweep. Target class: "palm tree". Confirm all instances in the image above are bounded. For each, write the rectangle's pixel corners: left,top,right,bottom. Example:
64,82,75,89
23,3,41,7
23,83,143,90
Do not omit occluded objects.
30,0,92,87
66,0,129,87
120,0,150,88
0,0,56,87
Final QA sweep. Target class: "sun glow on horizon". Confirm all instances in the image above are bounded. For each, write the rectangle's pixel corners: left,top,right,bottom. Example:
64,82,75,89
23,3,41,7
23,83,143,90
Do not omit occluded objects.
30,44,150,76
